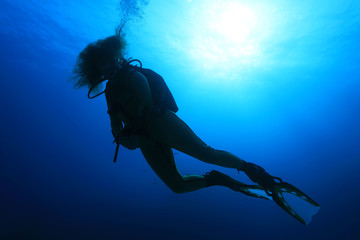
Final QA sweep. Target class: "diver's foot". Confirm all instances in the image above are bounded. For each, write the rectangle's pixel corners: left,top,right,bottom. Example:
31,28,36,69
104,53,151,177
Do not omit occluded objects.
243,162,276,189
204,170,244,192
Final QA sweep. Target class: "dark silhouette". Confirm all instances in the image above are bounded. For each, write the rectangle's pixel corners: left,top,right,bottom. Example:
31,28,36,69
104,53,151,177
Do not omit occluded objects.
72,27,320,225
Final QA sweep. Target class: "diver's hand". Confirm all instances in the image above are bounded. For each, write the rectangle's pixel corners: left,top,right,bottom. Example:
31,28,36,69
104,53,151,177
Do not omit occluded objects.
115,134,139,150
243,162,276,189
119,119,143,137
123,117,145,135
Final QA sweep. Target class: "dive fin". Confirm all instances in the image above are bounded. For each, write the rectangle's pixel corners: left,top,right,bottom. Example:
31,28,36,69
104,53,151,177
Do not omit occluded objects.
204,170,271,200
272,182,320,225
237,184,271,200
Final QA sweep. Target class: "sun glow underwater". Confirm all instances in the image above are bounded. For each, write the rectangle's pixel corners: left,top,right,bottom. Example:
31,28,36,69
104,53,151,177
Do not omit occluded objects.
187,1,274,78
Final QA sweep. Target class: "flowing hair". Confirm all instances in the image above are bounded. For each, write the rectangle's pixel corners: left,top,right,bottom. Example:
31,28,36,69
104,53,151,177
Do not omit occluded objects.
72,26,127,91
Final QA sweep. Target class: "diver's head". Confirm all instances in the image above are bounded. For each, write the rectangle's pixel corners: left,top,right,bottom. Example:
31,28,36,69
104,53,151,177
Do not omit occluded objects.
72,28,127,90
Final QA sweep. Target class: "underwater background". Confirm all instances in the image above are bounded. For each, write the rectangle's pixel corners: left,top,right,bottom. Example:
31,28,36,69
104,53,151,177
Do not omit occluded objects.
1,0,359,239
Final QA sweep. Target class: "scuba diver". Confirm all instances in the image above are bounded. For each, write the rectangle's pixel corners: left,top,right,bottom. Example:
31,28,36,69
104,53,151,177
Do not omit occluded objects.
72,28,320,225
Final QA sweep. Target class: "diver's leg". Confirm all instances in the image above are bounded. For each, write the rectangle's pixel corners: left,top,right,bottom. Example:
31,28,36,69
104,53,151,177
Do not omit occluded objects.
145,111,246,170
139,135,208,193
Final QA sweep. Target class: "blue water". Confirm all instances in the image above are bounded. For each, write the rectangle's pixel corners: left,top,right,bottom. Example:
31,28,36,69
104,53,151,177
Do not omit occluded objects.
1,0,359,239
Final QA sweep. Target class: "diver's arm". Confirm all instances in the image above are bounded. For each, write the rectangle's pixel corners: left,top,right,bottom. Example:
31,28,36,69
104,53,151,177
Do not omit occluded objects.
109,113,124,140
130,71,154,119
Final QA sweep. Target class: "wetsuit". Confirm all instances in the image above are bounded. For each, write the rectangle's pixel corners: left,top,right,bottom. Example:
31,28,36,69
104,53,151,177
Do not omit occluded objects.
105,67,247,193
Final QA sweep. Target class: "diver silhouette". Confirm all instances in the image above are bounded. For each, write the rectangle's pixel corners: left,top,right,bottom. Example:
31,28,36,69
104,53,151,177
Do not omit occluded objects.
72,28,320,225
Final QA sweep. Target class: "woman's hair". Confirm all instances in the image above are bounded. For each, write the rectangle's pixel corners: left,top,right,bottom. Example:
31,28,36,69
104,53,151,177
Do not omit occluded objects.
72,27,127,90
